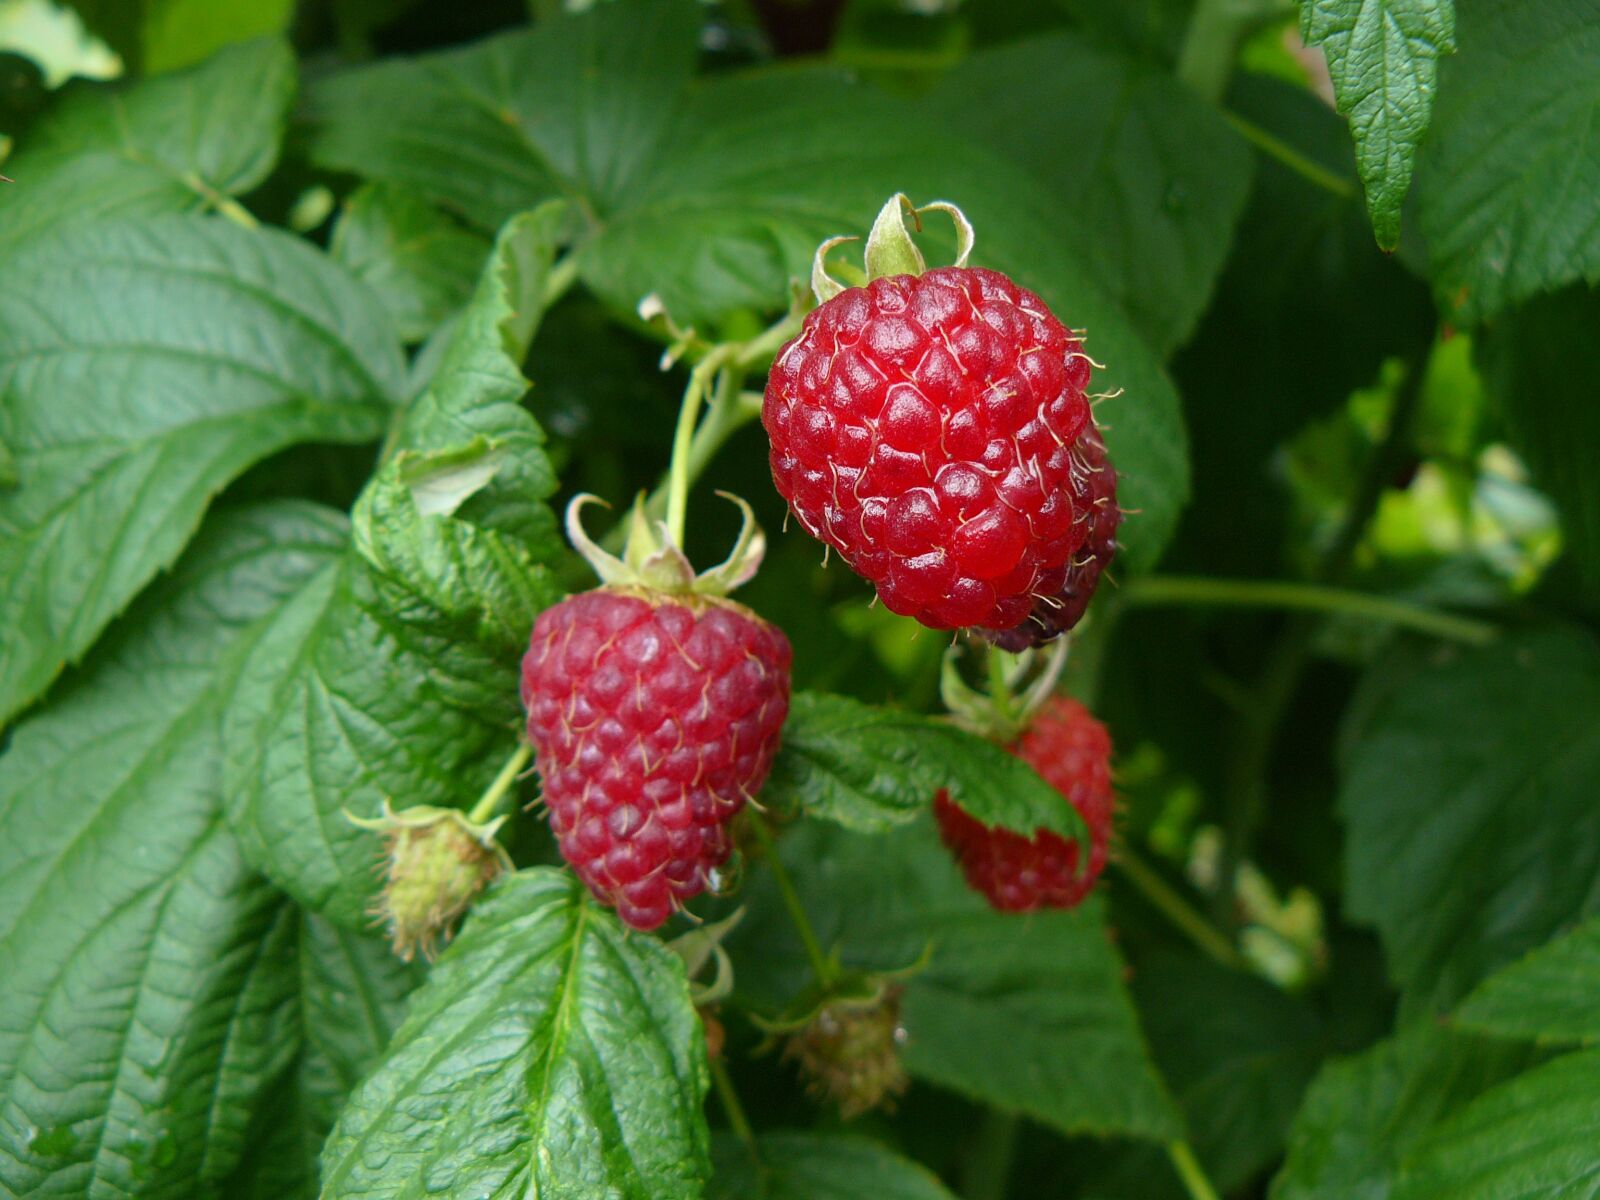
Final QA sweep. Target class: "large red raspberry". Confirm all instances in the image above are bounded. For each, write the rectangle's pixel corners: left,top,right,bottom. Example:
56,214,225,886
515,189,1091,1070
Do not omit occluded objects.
935,695,1114,912
763,266,1097,633
521,588,792,930
987,423,1120,651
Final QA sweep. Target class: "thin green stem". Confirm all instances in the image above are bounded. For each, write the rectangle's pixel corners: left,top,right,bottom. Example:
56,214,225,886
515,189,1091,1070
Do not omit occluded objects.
986,646,1018,727
748,815,835,987
1223,111,1356,199
468,742,532,825
544,252,580,308
182,171,259,230
1176,0,1244,101
960,1111,1020,1200
1116,849,1249,972
1121,575,1495,645
1167,1141,1221,1200
711,1057,759,1160
665,359,720,547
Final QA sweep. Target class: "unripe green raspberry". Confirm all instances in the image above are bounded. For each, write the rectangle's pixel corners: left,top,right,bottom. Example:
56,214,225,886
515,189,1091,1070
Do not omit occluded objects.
784,986,908,1118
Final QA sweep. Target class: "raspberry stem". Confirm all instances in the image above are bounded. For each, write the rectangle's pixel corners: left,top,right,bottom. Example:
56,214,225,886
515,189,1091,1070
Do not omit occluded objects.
748,814,837,987
1121,576,1496,645
1115,848,1248,972
1166,1140,1221,1200
467,741,532,826
710,1057,759,1160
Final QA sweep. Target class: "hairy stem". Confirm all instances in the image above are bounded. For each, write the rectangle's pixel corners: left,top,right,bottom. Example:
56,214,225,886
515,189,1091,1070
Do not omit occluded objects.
1222,111,1356,199
467,742,532,825
1116,848,1249,971
748,815,836,987
1167,1141,1222,1200
711,1057,759,1160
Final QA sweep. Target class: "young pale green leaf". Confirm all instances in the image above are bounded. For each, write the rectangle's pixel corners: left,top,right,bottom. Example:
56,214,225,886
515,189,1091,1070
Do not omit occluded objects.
710,1132,957,1200
304,0,700,229
1479,286,1600,592
0,215,403,729
1416,0,1600,322
765,691,1089,845
1301,0,1456,251
922,31,1253,356
1134,951,1326,1191
331,182,491,343
0,37,293,247
730,818,1181,1141
1392,1047,1600,1200
139,0,296,73
1455,915,1600,1044
1271,1023,1540,1200
223,207,568,927
0,502,347,1197
320,868,710,1200
1340,627,1600,1013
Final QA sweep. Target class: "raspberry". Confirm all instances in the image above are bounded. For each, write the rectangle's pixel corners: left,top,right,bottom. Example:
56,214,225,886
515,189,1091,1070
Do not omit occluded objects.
784,986,909,1118
986,423,1120,650
763,264,1098,634
522,588,791,930
935,695,1114,912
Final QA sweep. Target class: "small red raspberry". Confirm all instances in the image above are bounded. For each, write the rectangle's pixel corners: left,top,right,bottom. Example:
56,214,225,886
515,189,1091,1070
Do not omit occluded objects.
935,695,1114,912
986,423,1120,650
763,263,1097,635
522,588,791,930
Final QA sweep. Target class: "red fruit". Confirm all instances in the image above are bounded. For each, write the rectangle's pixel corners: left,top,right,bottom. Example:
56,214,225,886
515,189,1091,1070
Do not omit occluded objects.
763,265,1098,634
935,695,1114,912
986,423,1120,651
521,589,792,930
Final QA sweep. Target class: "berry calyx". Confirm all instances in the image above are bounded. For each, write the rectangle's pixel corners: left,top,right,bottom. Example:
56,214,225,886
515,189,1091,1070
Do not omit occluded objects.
349,802,512,961
521,495,791,930
935,695,1115,912
762,194,1105,637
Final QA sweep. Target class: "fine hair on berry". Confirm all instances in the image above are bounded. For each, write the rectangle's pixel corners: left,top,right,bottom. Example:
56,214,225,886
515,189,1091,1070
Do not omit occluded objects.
935,695,1115,911
764,266,1102,636
522,588,792,930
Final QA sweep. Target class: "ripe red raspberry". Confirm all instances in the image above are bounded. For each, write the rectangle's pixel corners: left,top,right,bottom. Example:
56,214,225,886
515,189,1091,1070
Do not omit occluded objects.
986,423,1120,651
522,588,791,930
935,695,1114,912
763,264,1097,634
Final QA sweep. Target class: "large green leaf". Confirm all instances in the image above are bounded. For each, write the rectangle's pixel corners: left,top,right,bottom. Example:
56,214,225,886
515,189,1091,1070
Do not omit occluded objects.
1301,0,1456,250
1415,0,1600,323
1455,914,1600,1044
1271,1023,1539,1200
710,1132,957,1200
0,215,402,728
1340,627,1600,1014
731,817,1180,1141
0,502,346,1197
764,690,1087,843
1392,1047,1600,1200
331,182,491,343
223,208,565,926
922,31,1252,355
304,0,700,230
320,869,709,1200
1479,286,1600,592
0,38,293,248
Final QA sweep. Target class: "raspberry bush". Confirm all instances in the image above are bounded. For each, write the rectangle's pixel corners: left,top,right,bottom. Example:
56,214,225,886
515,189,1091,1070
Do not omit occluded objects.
0,3,1596,1199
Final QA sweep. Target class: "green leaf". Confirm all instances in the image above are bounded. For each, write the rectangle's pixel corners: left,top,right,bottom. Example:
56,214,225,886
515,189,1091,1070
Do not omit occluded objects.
304,0,701,230
710,1132,957,1200
765,691,1088,844
330,182,491,343
0,215,401,728
1271,1022,1539,1200
1456,914,1600,1044
0,501,347,1196
1479,286,1600,592
321,868,710,1200
141,0,295,74
1133,951,1326,1191
1301,0,1456,250
1416,0,1600,322
0,37,294,248
1340,627,1600,1014
1392,1047,1600,1200
225,207,567,926
923,31,1253,355
731,817,1181,1141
